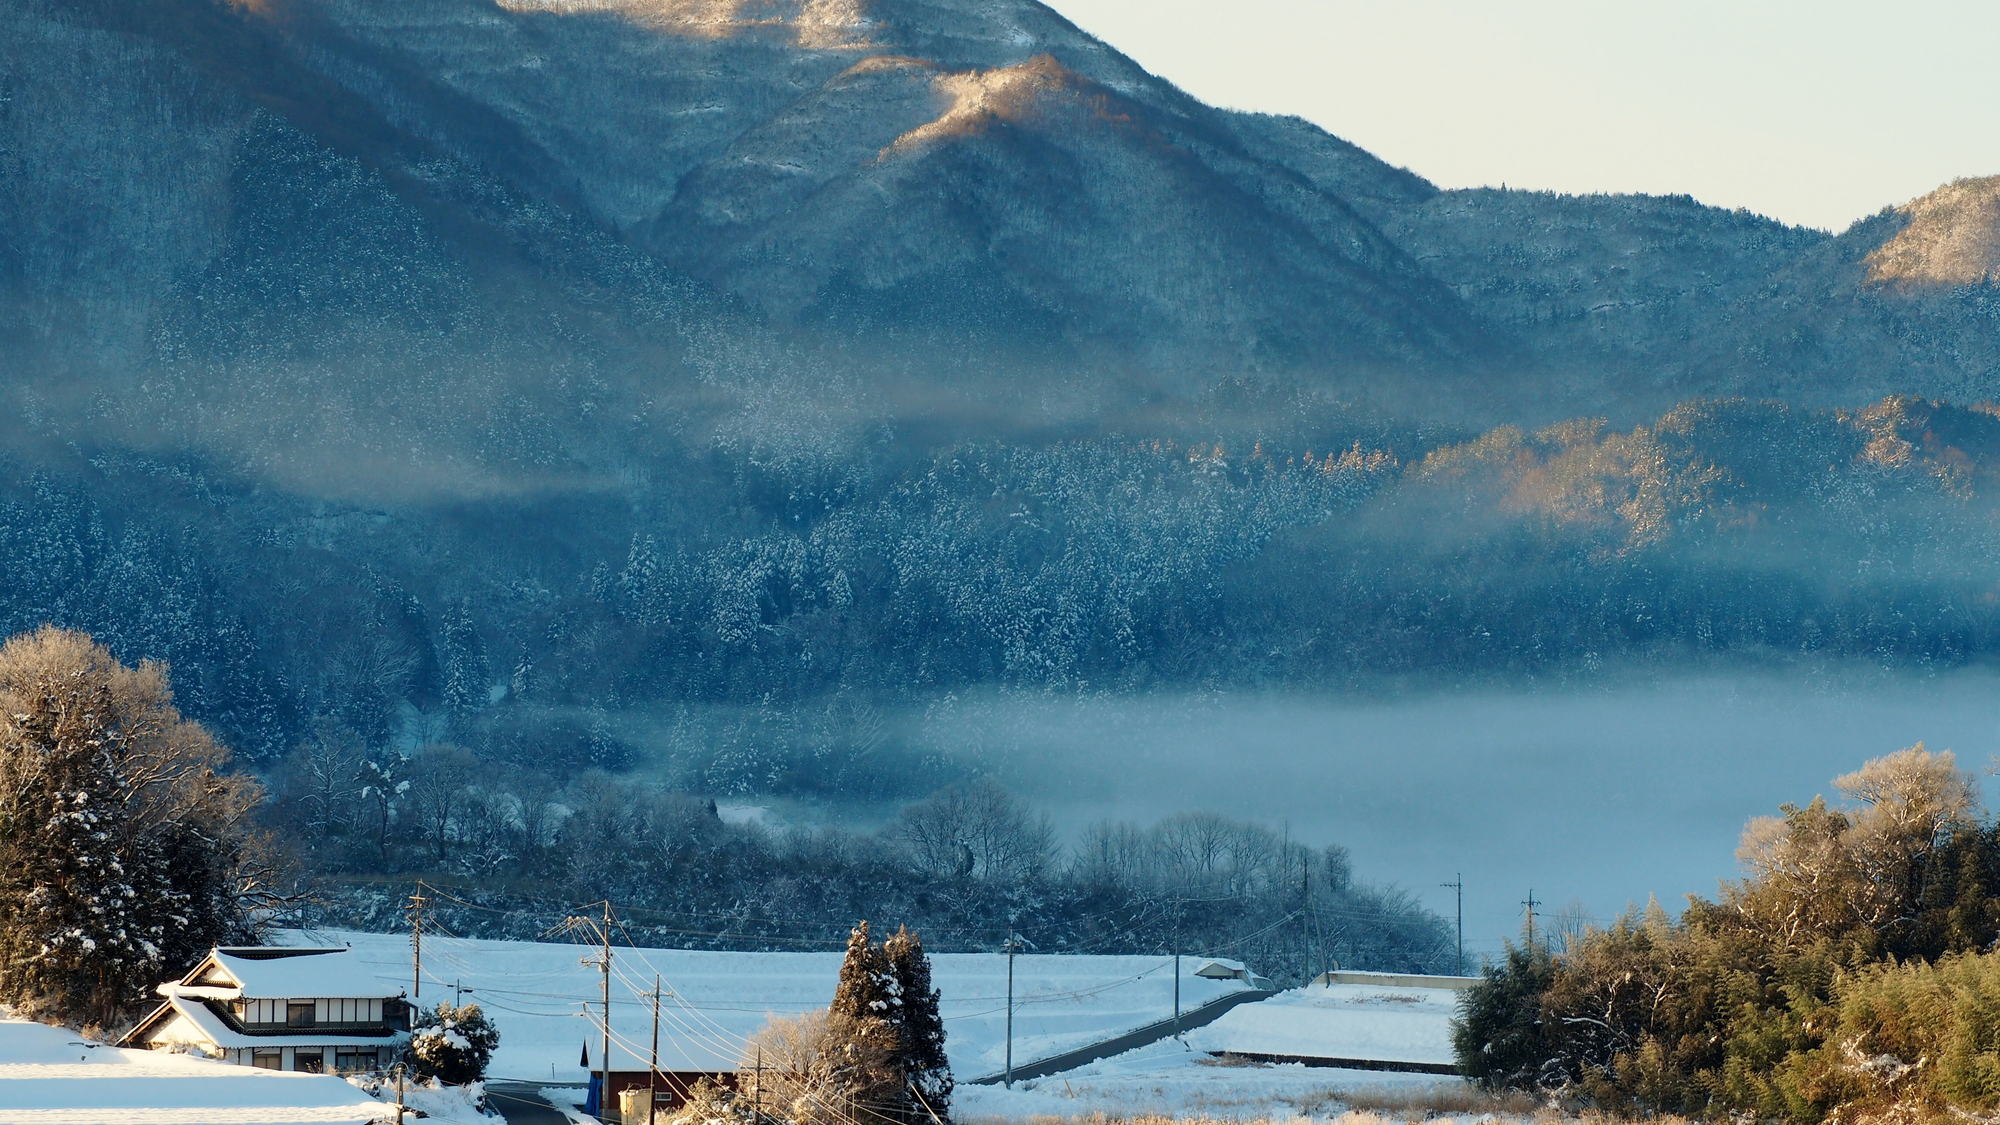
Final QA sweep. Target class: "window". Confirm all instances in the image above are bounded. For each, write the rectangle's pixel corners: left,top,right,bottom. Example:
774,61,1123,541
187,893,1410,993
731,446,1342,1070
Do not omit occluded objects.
251,1052,281,1070
294,1050,324,1074
286,1002,316,1028
335,1048,377,1074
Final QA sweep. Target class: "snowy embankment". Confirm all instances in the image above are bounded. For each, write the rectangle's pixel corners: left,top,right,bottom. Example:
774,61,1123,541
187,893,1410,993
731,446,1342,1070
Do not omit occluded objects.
285,929,1250,1082
0,1014,387,1125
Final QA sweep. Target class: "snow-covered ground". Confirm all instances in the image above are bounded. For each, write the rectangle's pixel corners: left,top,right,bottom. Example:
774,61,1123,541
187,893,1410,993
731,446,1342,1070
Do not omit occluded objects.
1,930,1471,1124
0,1014,388,1125
955,1037,1471,1121
284,929,1251,1083
345,1073,496,1124
1185,981,1460,1067
956,979,1468,1121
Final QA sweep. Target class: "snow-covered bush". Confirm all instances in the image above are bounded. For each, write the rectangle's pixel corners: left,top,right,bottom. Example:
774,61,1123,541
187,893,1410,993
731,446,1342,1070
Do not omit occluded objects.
407,1001,499,1084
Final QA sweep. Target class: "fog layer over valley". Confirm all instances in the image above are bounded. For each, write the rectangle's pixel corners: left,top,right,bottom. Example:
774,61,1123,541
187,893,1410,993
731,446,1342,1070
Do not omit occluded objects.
964,673,2000,959
3,0,1999,970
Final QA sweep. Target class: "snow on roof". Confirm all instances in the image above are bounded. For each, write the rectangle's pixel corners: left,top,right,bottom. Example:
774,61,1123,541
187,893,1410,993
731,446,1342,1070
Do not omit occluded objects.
185,948,400,1001
1185,979,1461,1066
0,1015,386,1124
149,997,402,1052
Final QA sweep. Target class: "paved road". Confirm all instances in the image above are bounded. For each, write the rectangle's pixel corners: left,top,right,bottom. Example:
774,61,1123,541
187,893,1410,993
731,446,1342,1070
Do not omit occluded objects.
488,1081,580,1125
966,987,1277,1085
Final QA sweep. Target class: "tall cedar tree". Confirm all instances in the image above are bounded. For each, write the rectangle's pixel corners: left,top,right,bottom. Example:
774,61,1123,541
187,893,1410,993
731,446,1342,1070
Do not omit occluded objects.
825,922,905,1121
0,627,264,1027
884,926,951,1124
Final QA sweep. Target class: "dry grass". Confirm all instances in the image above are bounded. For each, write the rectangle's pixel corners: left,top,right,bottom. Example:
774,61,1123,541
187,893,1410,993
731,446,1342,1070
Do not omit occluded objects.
958,1102,1692,1125
1303,1082,1543,1117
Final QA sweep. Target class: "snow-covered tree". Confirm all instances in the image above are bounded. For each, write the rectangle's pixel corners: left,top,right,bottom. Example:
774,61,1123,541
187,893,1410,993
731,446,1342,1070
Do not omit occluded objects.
732,923,954,1125
884,927,951,1124
407,1001,499,1084
436,601,488,730
0,626,264,1027
770,922,901,1125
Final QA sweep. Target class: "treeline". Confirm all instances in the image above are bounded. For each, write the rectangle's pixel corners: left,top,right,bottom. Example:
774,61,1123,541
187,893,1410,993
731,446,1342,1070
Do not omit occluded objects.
1458,744,2000,1121
270,738,1452,980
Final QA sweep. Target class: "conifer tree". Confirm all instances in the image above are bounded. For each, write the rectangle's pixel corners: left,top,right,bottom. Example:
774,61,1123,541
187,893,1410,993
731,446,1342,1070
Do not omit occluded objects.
822,922,904,1122
437,601,489,731
0,627,264,1027
1,676,167,1026
884,926,951,1124
830,921,896,1028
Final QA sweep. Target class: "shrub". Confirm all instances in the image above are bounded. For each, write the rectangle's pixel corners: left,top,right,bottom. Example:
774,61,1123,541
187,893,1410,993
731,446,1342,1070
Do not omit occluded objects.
408,1001,499,1084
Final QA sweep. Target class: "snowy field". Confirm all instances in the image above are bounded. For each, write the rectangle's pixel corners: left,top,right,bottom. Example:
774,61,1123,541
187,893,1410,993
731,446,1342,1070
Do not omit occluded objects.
285,929,1251,1083
0,935,1470,1124
1185,981,1459,1067
956,977,1469,1120
955,1037,1471,1121
0,1014,388,1125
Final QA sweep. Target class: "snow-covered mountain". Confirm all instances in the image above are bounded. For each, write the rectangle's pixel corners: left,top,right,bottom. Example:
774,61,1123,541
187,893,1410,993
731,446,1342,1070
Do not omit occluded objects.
7,0,1994,474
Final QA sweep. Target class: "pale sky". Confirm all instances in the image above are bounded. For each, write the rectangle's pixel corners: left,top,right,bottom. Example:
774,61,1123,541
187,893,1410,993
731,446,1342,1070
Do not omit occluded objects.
1048,0,2000,232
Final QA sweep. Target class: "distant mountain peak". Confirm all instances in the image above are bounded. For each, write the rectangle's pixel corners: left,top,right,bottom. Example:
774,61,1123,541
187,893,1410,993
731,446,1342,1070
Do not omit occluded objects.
881,53,1073,157
1866,175,2000,288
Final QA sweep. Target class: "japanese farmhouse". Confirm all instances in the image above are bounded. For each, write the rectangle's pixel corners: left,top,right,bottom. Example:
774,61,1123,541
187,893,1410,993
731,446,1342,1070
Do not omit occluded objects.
123,946,409,1073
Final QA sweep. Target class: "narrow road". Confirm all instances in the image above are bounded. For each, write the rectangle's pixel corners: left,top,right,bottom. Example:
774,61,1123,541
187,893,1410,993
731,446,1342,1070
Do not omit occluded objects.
488,1080,579,1125
966,987,1278,1085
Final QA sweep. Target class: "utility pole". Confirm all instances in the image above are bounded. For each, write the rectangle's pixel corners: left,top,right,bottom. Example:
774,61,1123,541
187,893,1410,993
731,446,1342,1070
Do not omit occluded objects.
1441,874,1464,974
1301,858,1312,984
649,973,661,1098
1523,889,1542,951
1171,895,1182,1040
754,1045,764,1125
1003,929,1022,1088
600,902,611,1109
576,902,614,1115
406,886,426,1000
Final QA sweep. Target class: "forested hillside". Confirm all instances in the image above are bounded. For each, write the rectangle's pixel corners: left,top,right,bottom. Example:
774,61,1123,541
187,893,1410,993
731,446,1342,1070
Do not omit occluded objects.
6,394,1998,785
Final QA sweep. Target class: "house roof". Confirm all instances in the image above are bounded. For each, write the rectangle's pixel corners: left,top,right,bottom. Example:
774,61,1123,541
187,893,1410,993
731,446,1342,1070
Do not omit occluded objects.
128,997,405,1052
174,947,402,1000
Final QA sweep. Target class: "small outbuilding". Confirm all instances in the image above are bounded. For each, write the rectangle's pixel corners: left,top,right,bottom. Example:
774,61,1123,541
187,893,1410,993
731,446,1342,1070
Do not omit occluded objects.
1191,958,1277,990
123,946,409,1074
